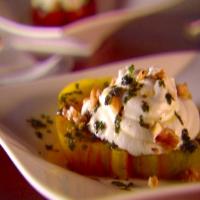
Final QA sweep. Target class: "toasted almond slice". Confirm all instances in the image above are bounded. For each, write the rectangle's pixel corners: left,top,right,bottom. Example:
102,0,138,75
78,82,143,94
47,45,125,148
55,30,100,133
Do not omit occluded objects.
136,69,148,81
110,96,122,113
83,97,89,104
155,128,179,150
96,88,101,98
151,122,163,137
61,107,67,117
154,69,165,79
90,87,101,109
176,83,192,99
148,176,159,188
66,106,81,123
110,78,116,86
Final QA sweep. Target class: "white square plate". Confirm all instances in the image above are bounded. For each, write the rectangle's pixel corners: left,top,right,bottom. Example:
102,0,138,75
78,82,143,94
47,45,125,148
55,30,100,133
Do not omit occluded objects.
0,51,200,200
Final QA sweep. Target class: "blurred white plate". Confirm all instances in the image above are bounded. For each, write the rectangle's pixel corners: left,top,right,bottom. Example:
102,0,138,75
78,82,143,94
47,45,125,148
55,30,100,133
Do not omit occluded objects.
0,0,183,55
0,0,183,86
0,51,200,200
0,50,74,85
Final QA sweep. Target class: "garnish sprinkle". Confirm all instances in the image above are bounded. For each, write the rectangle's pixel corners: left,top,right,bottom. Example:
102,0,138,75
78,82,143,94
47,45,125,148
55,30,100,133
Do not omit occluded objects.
65,133,76,151
111,181,135,190
139,115,150,129
107,142,119,150
141,101,149,112
94,121,106,134
158,79,165,88
94,101,100,112
121,75,133,85
128,65,135,74
60,90,83,104
105,86,123,105
180,129,197,153
115,114,122,133
165,93,174,105
35,131,43,139
123,89,136,103
175,111,184,125
27,118,46,129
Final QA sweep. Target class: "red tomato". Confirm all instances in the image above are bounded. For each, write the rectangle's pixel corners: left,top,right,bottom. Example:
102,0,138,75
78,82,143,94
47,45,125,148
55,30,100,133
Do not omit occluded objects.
32,0,96,26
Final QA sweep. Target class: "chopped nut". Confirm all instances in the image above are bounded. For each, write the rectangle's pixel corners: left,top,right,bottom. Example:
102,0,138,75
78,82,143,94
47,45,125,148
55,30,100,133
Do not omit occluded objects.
136,69,148,81
151,122,163,137
61,107,68,117
155,128,179,150
83,97,89,104
110,96,122,113
110,78,116,86
90,87,101,109
66,106,81,123
176,83,192,99
153,69,165,80
148,176,159,188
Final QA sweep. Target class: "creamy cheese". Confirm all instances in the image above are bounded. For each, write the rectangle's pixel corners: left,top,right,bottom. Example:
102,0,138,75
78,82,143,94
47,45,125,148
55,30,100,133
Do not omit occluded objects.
82,66,200,156
31,0,58,12
31,0,88,12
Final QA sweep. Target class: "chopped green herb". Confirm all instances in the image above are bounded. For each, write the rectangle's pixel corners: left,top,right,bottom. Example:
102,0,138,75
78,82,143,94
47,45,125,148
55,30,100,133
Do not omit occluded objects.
180,140,197,153
175,111,184,125
181,129,190,141
115,114,122,133
136,83,144,90
122,81,143,104
105,94,112,105
103,81,109,88
139,115,150,129
107,142,119,150
141,101,149,112
75,130,84,139
105,86,123,105
111,86,123,96
123,89,136,103
35,131,43,139
94,121,106,134
114,107,124,133
129,81,143,92
180,129,197,153
128,65,135,74
27,118,46,129
60,90,83,103
121,75,133,85
65,133,76,151
165,93,174,105
94,101,100,112
111,181,135,190
158,79,165,88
